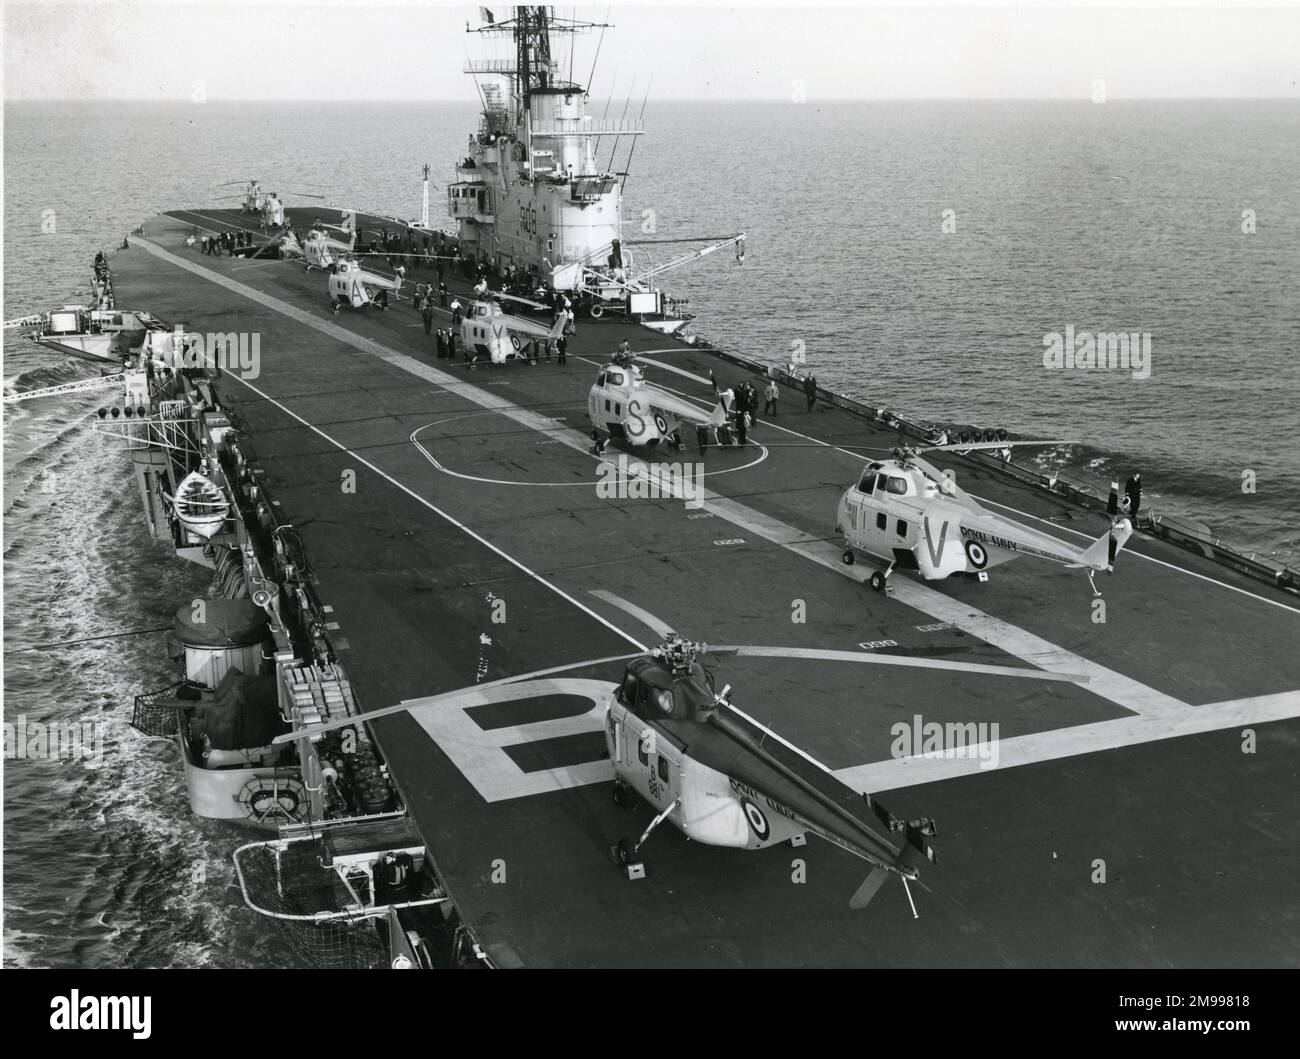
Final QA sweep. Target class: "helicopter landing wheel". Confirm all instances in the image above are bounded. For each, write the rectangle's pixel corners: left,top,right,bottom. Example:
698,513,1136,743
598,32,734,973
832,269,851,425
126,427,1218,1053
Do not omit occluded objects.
842,549,855,565
869,571,887,593
612,781,629,808
608,838,631,867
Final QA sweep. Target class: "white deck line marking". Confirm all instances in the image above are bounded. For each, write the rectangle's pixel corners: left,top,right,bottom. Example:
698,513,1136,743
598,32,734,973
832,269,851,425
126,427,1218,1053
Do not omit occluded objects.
588,589,676,639
133,235,1300,792
633,353,1300,616
834,689,1300,793
227,372,646,653
975,495,1300,616
133,235,1200,719
700,493,1190,718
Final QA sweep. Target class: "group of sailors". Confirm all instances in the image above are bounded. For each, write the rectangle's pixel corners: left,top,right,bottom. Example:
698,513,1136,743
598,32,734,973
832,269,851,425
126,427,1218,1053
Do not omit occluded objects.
92,252,114,309
197,228,255,257
699,374,778,450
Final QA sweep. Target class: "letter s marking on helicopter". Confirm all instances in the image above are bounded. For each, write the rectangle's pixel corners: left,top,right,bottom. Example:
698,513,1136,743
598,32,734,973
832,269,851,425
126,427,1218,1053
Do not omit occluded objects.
626,399,648,437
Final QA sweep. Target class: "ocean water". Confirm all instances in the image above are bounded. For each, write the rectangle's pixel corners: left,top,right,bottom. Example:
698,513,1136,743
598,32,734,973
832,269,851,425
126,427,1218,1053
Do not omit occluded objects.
3,99,1298,968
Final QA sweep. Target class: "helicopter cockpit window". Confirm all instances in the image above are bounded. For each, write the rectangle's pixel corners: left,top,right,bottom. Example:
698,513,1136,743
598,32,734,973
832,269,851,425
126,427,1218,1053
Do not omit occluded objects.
654,689,674,716
597,372,607,387
608,371,625,386
886,477,909,495
619,671,638,707
857,471,874,493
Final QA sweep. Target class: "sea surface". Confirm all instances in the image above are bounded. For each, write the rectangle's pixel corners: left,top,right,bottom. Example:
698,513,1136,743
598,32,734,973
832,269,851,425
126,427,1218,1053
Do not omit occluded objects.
4,99,1298,967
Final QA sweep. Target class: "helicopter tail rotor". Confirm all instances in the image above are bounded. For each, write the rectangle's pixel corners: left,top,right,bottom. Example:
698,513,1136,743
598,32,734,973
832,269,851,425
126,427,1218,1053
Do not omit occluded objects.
1070,515,1133,574
849,796,938,912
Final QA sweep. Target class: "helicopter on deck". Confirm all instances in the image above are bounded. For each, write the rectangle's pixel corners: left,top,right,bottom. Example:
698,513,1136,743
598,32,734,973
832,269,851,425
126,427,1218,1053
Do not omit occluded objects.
301,213,358,271
216,179,325,228
587,352,726,452
836,441,1133,596
459,292,567,364
276,592,1088,912
328,256,404,313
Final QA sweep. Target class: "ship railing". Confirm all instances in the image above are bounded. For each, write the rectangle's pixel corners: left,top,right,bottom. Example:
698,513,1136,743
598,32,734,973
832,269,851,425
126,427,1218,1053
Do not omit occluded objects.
530,118,644,137
232,830,450,924
464,59,517,74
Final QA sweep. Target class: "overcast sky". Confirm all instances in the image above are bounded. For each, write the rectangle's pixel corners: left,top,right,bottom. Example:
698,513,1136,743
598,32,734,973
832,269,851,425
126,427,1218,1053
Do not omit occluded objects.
4,1,1298,101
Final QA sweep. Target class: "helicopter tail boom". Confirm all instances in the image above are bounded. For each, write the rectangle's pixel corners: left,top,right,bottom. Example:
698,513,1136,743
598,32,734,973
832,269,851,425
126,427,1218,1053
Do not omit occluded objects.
1070,517,1133,572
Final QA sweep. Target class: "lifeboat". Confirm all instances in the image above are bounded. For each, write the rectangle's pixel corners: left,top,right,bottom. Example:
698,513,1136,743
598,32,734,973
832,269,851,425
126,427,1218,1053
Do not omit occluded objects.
172,471,230,539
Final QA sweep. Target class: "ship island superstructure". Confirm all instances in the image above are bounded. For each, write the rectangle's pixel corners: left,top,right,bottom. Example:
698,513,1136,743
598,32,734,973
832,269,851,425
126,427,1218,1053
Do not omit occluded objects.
448,6,743,321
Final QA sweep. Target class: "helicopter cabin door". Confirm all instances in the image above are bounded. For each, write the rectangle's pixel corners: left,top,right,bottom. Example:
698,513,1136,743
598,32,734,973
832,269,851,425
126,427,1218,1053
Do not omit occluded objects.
624,721,680,811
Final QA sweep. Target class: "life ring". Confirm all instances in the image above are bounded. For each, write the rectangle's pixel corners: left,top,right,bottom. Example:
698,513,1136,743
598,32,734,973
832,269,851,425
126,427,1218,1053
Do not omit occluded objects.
237,776,307,823
965,540,989,570
588,302,604,319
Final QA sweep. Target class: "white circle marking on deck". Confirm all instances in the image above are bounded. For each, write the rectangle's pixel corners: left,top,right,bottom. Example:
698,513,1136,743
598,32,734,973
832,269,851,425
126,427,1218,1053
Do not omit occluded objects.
411,412,768,487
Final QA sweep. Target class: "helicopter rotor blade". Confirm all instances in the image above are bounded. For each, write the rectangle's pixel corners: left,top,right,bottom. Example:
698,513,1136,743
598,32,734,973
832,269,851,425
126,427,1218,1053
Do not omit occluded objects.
588,589,676,640
490,289,551,310
270,651,643,745
849,865,892,910
706,646,1089,683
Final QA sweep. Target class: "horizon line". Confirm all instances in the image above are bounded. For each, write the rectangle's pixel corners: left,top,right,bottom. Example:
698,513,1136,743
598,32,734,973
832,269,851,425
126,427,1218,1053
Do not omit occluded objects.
7,95,1300,104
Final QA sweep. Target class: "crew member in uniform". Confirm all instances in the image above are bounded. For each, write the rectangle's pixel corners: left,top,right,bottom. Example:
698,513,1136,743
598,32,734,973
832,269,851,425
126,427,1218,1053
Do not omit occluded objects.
1125,472,1142,525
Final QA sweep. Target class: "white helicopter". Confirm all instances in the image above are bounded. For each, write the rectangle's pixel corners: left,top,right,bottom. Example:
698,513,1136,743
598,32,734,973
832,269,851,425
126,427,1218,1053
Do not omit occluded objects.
216,180,323,226
271,591,1089,911
301,212,358,271
835,441,1133,596
329,256,404,314
587,353,726,451
459,292,567,364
